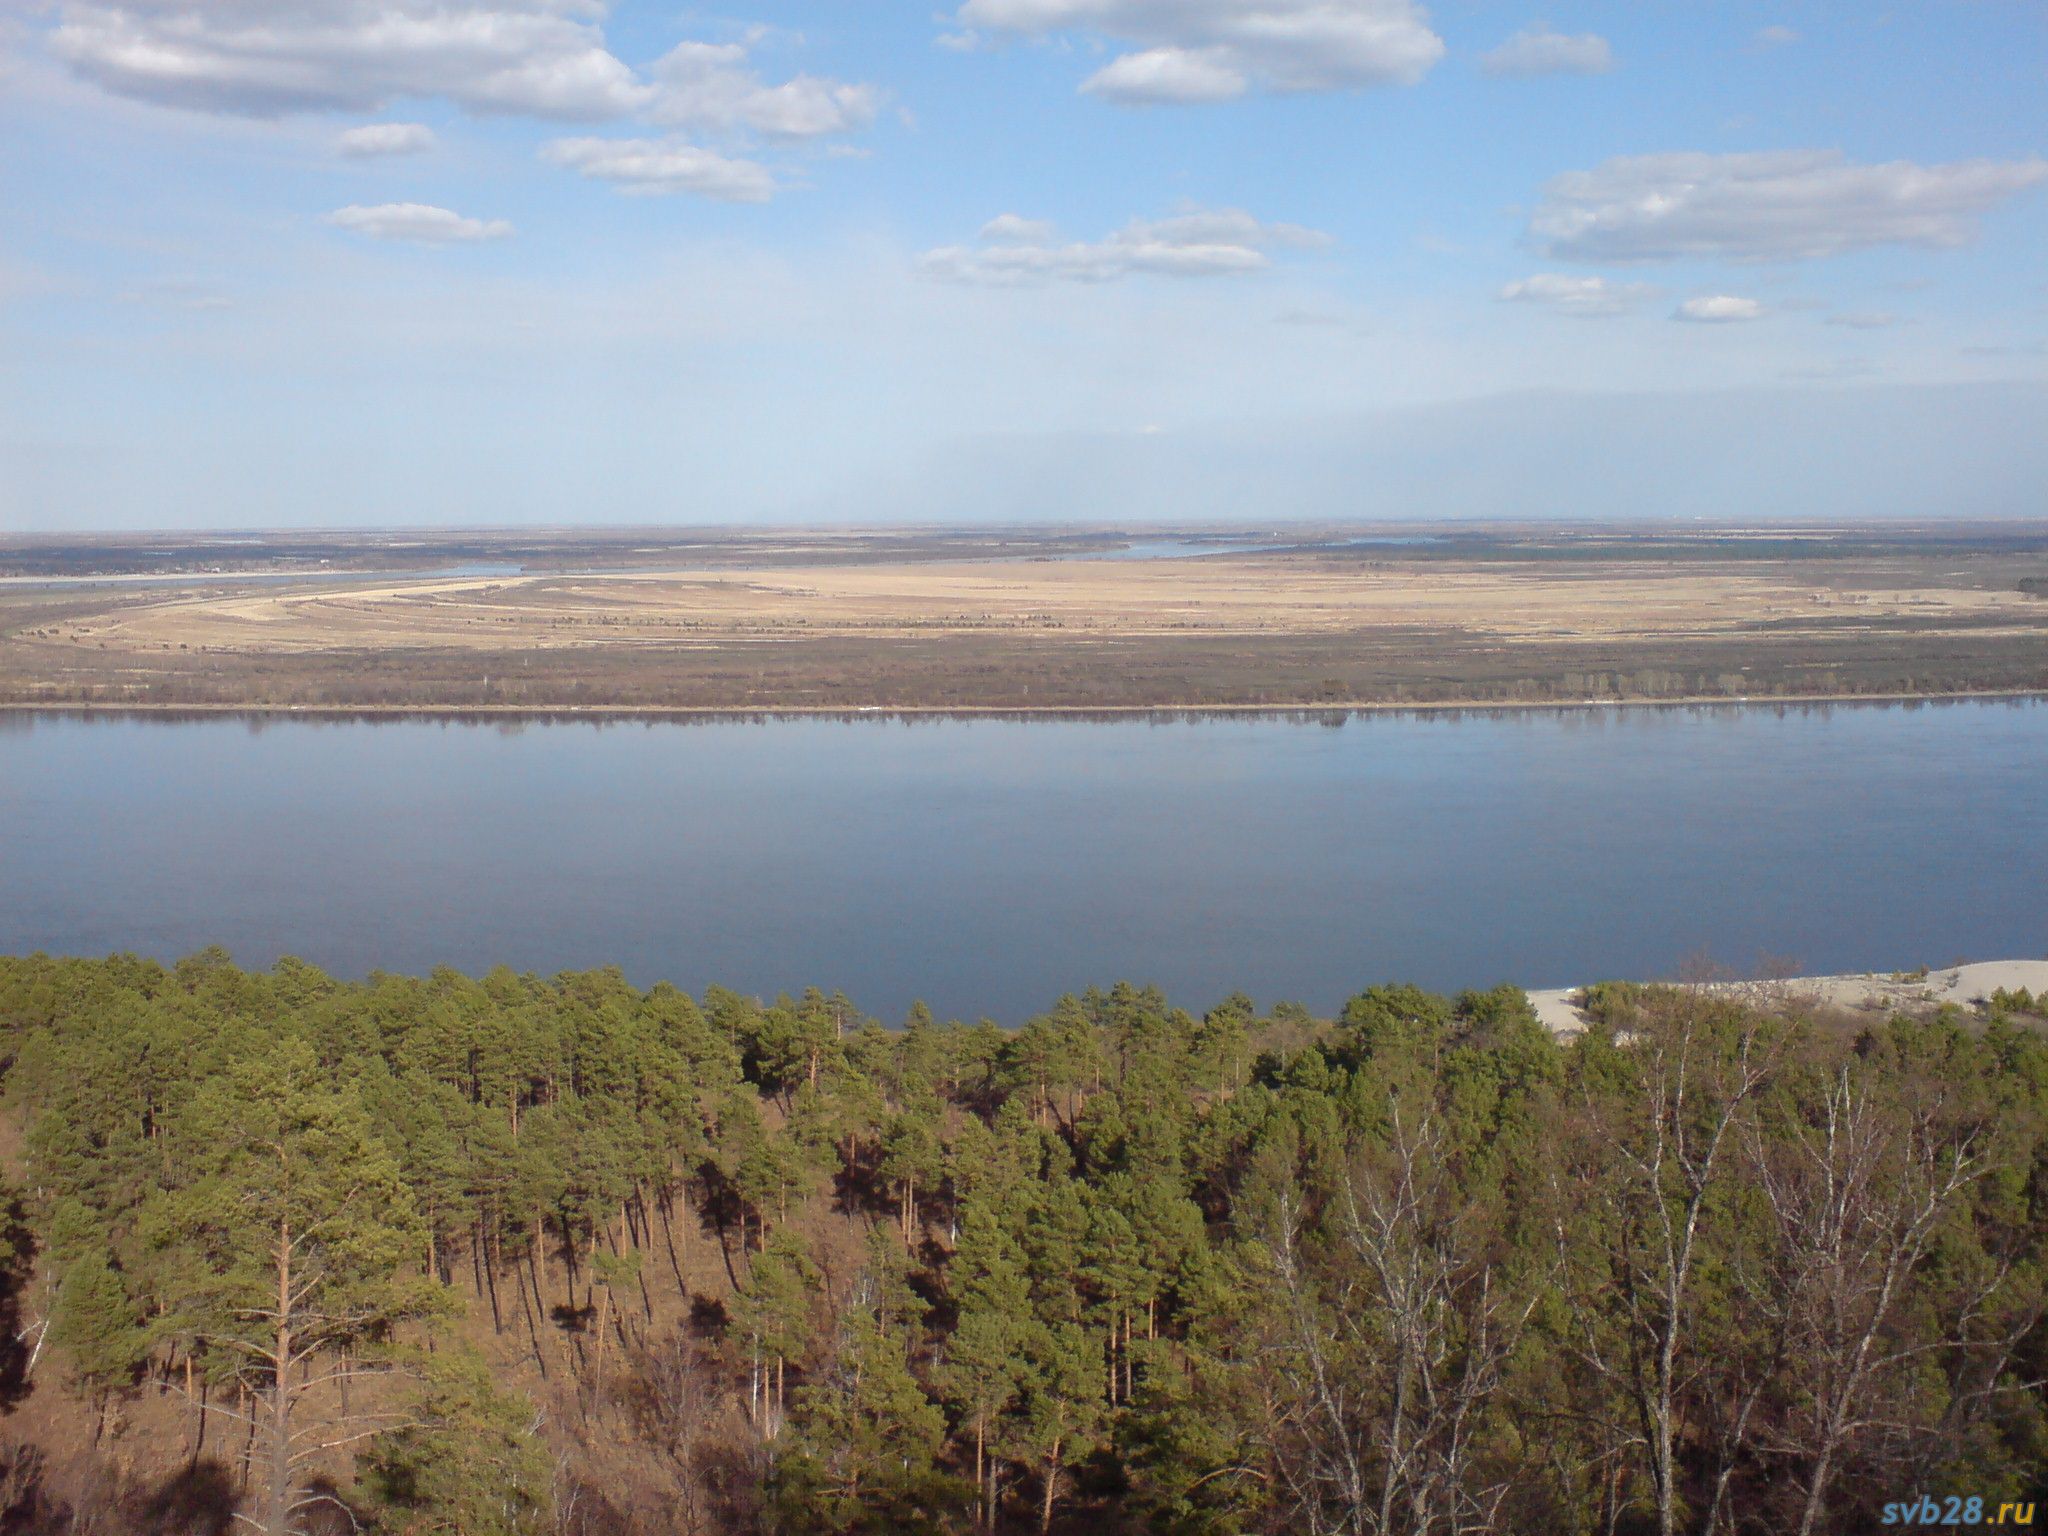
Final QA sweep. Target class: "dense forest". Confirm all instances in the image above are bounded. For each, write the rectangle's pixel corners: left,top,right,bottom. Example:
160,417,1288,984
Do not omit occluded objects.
0,951,2043,1534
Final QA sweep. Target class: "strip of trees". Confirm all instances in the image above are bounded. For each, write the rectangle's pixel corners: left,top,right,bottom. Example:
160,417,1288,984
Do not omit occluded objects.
0,951,2043,1534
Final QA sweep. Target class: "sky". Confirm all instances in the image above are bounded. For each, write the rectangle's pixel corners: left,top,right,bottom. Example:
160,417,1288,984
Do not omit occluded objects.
1,0,2043,530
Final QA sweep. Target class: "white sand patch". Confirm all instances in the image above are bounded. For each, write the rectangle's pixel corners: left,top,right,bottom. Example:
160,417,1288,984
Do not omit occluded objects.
1526,988,1593,1035
1526,960,2048,1036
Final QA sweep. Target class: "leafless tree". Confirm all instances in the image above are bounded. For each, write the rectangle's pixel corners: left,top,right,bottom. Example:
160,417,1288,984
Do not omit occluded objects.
620,1332,734,1536
1555,991,1774,1536
1742,1060,2039,1536
1252,1096,1546,1536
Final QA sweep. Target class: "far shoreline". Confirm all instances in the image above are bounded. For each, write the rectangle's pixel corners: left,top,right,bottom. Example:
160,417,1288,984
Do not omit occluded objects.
1,686,2042,724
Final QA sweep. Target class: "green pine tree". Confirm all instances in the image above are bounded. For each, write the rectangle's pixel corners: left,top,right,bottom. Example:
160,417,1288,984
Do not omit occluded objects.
140,1040,445,1536
360,1348,551,1535
772,1307,958,1533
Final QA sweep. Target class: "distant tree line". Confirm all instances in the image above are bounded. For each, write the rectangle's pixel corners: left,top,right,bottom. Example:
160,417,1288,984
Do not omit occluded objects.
0,952,2042,1534
7,662,2040,710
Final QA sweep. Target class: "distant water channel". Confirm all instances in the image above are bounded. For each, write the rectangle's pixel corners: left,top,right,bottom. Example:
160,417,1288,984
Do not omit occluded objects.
1,701,2042,1023
1061,536,1445,560
1,561,527,590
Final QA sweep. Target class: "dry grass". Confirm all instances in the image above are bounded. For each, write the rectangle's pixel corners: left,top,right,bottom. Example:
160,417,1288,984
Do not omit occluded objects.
26,551,2042,657
5,534,2044,709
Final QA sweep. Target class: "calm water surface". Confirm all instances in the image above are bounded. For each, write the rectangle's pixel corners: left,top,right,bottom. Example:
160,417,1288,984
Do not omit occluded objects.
1,703,2042,1022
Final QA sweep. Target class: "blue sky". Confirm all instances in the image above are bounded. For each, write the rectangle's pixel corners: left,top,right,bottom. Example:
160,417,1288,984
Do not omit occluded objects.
1,1,2043,529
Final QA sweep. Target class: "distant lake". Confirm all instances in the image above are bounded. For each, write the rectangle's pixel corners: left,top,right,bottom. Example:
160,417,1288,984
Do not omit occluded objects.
1,702,2042,1023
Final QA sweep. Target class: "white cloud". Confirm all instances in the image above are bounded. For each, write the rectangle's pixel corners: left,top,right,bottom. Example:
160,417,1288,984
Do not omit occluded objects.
648,41,881,139
1753,25,1800,48
922,206,1328,284
53,1,654,119
1825,311,1900,330
1531,150,2048,262
1480,27,1614,78
981,214,1058,244
1144,207,1332,249
324,202,512,243
337,121,437,157
1082,47,1247,104
1498,272,1657,317
1674,295,1766,323
954,0,1444,100
47,3,882,144
542,136,776,202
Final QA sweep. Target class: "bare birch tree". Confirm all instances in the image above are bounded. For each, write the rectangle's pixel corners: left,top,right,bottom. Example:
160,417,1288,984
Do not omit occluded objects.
1556,990,1775,1536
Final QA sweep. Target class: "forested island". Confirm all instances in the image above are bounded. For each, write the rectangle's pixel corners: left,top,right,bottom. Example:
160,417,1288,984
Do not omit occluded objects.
1,951,2044,1534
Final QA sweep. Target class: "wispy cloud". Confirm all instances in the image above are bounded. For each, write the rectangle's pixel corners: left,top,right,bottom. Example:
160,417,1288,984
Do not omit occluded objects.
1498,273,1657,317
337,122,437,158
648,41,883,139
954,0,1444,103
1481,26,1614,78
542,137,777,202
922,206,1329,284
1674,295,1766,323
54,0,654,119
324,203,512,243
49,2,882,154
1531,150,2048,262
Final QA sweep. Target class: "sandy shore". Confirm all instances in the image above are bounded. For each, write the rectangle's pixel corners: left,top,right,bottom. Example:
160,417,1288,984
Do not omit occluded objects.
1527,959,2048,1036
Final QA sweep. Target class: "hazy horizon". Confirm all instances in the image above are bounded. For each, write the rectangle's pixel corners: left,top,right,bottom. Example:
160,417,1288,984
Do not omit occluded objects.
7,377,2046,535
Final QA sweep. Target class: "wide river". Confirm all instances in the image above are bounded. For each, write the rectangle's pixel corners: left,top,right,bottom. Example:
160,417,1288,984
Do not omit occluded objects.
2,702,2042,1023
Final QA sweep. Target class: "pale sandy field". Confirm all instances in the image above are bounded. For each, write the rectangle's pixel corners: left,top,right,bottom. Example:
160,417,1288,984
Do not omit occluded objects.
20,552,2041,658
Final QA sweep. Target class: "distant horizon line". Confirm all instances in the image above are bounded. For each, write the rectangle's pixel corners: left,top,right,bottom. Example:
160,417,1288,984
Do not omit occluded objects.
7,514,2048,542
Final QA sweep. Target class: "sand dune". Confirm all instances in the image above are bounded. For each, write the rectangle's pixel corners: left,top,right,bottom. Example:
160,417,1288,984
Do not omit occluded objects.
1527,959,2048,1035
